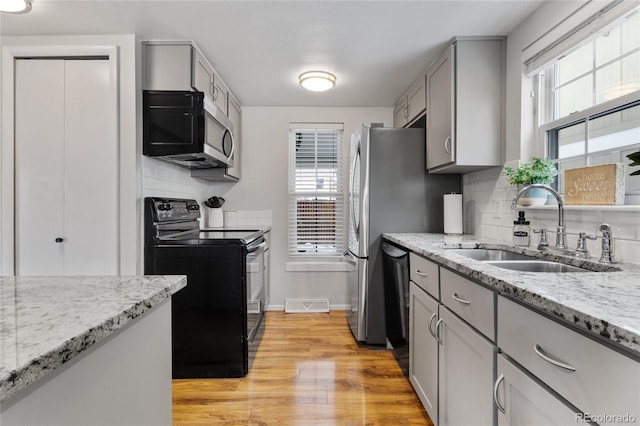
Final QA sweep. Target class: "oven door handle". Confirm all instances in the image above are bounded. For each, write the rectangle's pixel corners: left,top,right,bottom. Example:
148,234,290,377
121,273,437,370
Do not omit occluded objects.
247,237,267,253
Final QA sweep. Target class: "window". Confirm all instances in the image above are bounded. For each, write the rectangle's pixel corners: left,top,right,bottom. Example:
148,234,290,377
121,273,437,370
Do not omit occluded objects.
535,6,640,201
288,123,344,258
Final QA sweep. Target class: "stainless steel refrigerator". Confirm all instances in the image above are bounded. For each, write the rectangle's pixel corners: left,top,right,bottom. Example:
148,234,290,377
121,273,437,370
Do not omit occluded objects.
345,124,461,344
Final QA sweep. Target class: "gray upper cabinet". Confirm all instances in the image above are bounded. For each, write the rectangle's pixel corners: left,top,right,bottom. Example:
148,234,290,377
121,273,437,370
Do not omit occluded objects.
426,37,505,174
143,40,242,181
393,74,426,128
143,41,231,117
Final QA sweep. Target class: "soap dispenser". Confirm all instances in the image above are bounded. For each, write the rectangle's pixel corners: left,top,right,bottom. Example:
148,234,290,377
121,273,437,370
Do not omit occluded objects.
513,211,530,246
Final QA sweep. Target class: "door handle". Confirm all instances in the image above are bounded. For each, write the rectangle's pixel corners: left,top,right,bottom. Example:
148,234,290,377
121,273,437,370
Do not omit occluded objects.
444,136,451,154
428,313,437,338
415,270,427,277
533,344,576,372
493,374,506,414
435,318,444,345
451,293,471,305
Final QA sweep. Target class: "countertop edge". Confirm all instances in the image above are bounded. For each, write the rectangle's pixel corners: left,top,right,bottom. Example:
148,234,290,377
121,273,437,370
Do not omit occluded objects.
383,233,640,359
0,275,186,403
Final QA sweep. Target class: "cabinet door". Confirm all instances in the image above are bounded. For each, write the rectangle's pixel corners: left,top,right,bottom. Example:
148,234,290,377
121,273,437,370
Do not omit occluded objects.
192,47,214,98
15,59,117,276
495,354,579,426
15,60,65,275
438,306,494,426
426,44,454,170
407,75,426,123
226,96,241,180
409,282,439,424
213,73,228,116
393,96,408,128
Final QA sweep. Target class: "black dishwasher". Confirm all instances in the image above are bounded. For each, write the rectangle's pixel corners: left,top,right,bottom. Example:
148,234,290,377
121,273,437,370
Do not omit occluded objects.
381,241,410,377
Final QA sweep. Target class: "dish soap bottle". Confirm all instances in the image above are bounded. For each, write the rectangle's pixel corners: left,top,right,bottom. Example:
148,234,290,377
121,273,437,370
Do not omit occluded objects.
513,211,530,246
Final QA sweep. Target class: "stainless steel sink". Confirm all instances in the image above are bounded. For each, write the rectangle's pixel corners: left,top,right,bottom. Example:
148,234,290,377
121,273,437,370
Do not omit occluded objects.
448,249,539,261
446,248,595,273
485,260,590,273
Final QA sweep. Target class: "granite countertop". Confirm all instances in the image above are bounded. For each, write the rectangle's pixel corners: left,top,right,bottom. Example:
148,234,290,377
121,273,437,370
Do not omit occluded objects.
0,275,186,403
383,233,640,358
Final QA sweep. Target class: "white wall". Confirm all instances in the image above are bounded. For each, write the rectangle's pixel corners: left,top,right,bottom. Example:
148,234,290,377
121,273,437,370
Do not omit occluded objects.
225,107,392,310
463,1,640,264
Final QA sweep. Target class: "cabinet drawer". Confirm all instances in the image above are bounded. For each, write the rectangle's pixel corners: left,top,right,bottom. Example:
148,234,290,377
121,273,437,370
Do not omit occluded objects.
409,253,439,299
498,296,640,422
440,268,494,341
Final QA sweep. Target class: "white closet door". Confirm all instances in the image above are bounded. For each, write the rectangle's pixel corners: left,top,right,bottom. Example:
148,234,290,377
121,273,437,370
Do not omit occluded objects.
15,59,66,276
63,59,117,275
15,58,117,276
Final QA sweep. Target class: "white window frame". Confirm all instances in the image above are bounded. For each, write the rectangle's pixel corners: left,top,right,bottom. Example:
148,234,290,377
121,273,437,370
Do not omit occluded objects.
530,2,640,205
287,122,345,262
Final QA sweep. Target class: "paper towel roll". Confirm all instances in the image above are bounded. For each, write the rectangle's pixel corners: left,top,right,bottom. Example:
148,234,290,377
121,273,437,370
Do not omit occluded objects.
444,193,463,235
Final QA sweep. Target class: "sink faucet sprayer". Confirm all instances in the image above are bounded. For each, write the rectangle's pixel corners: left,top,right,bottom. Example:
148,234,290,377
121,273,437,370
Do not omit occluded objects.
512,184,567,250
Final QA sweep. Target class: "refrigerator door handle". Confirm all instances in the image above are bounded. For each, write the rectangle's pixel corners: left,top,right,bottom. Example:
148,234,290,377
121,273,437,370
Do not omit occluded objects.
350,147,360,243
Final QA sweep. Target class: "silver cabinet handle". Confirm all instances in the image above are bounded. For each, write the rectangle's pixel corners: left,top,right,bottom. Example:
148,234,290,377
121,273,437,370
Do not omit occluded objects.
212,84,218,101
451,293,471,305
428,313,437,338
444,136,452,154
435,318,444,345
415,270,427,277
533,344,576,372
493,374,506,414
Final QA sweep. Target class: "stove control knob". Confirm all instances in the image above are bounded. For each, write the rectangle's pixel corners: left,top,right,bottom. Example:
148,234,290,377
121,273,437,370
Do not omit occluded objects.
55,237,64,243
158,203,173,211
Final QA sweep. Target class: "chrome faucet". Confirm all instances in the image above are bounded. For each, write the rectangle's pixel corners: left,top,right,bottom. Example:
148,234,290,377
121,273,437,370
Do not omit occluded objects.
512,184,567,249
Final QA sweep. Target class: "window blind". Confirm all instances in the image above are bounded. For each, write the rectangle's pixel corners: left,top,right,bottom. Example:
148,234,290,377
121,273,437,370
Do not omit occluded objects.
523,0,639,76
288,124,344,258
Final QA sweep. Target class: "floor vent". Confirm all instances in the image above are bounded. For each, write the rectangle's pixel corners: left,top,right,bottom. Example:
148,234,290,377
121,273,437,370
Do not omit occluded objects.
284,299,330,313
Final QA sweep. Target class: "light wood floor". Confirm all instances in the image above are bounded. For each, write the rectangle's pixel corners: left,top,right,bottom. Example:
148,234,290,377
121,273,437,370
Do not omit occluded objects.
173,311,433,425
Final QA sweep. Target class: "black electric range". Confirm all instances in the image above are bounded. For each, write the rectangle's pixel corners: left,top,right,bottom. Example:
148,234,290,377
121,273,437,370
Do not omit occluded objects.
144,197,266,378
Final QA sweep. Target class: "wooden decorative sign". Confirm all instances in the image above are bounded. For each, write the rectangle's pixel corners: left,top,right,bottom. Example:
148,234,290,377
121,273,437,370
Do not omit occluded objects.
564,163,626,205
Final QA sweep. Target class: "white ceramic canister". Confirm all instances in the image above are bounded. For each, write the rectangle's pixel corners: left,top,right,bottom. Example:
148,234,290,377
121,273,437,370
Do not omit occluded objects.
207,207,224,228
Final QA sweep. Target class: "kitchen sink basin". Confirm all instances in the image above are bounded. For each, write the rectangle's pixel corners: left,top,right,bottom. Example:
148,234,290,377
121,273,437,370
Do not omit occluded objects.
485,260,590,273
447,248,539,261
446,248,597,272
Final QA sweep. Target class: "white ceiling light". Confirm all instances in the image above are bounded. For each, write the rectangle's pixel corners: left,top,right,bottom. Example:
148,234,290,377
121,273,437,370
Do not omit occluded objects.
0,0,32,13
299,71,336,92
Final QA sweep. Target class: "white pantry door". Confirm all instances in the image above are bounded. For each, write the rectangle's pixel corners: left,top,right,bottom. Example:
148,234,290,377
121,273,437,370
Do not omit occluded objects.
14,59,118,276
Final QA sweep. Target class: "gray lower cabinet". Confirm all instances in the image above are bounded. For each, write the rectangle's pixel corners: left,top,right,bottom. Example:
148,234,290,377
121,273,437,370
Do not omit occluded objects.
495,353,580,425
409,281,439,423
498,296,640,424
438,305,495,425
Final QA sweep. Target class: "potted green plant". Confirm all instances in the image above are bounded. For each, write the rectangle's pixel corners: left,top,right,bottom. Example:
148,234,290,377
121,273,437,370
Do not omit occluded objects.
503,157,559,206
627,150,640,176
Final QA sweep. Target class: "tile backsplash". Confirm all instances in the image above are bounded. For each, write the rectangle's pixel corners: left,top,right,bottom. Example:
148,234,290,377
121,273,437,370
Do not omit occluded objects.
463,166,640,264
223,210,273,228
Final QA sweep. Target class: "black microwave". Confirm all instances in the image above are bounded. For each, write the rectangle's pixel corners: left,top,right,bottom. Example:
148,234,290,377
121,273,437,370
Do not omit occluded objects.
143,90,235,169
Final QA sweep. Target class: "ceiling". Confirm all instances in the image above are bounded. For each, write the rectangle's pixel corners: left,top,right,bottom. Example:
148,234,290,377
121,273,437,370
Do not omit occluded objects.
0,0,544,107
